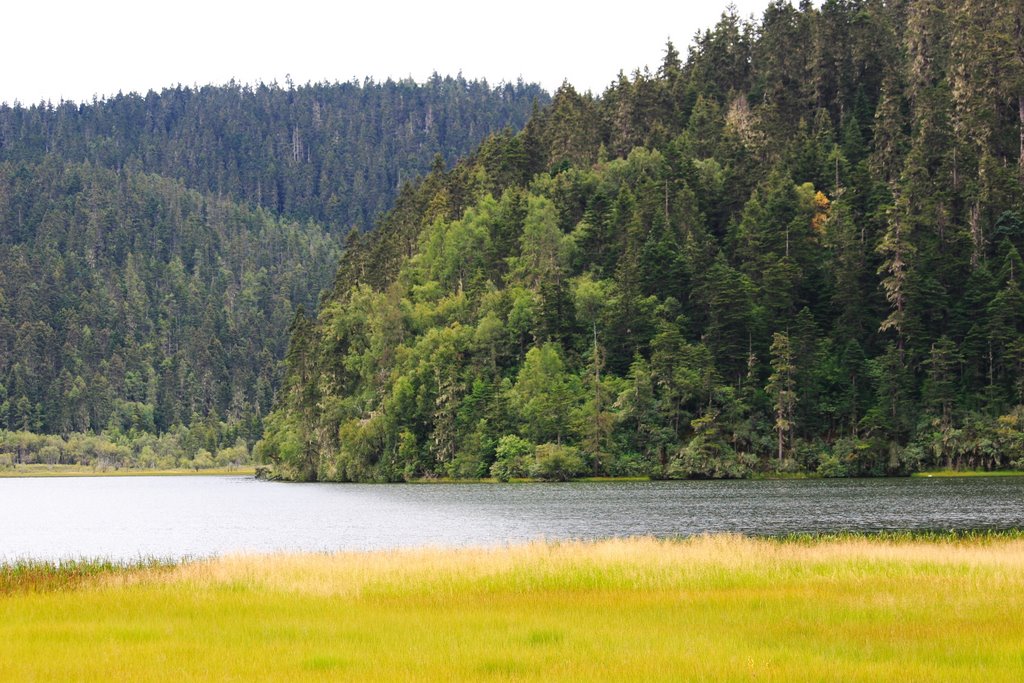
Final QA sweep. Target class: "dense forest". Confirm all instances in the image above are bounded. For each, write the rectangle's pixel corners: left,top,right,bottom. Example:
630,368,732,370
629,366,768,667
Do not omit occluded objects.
259,0,1024,481
0,160,337,438
0,78,546,464
0,77,547,229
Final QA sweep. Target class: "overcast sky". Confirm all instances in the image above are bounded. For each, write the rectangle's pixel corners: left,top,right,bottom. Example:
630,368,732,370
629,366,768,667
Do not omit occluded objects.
4,0,778,106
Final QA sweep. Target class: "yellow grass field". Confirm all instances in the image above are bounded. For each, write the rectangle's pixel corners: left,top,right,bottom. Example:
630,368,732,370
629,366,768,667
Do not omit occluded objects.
2,535,1023,681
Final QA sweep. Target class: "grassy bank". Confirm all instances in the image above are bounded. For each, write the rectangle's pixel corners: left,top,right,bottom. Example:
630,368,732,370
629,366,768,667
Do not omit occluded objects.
911,469,1024,478
0,464,256,478
0,558,177,595
2,535,1023,681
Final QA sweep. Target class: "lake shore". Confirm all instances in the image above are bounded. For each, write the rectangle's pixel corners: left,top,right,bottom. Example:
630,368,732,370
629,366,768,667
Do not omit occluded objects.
2,534,1022,681
4,464,1021,481
910,468,1024,478
0,464,256,478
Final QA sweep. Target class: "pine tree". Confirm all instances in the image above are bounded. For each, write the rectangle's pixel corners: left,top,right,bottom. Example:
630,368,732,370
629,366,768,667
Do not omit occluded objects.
766,332,797,464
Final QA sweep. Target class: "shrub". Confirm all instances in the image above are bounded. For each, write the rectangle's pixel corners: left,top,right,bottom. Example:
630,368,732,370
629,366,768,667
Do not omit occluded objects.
447,451,488,479
193,449,215,470
669,436,755,479
530,443,586,482
604,451,649,477
490,435,534,482
816,453,849,478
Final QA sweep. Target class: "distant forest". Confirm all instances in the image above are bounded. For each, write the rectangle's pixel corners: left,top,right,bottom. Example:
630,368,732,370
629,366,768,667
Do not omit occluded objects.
258,0,1024,481
0,77,546,465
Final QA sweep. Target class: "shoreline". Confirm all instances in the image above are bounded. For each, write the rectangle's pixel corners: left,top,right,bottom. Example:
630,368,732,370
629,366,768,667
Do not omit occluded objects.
0,465,256,479
2,464,1021,481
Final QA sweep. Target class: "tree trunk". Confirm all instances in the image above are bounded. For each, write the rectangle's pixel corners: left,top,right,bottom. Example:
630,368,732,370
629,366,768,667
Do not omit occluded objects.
1019,94,1024,186
777,418,784,464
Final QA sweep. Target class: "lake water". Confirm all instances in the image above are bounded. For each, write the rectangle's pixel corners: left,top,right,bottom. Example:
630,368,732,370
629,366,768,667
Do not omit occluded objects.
1,475,1022,561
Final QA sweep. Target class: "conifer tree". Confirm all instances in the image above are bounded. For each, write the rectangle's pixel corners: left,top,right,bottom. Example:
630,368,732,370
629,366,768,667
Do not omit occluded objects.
767,332,797,463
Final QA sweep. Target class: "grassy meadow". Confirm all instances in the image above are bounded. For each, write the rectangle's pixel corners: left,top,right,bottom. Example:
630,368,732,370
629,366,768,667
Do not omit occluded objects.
2,535,1023,681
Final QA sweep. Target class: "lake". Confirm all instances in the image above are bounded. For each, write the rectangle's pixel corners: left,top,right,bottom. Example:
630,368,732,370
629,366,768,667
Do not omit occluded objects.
1,475,1022,561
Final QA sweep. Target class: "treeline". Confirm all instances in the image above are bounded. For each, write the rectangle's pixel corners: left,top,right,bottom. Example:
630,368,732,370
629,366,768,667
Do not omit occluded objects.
0,423,251,471
259,0,1024,481
0,76,547,230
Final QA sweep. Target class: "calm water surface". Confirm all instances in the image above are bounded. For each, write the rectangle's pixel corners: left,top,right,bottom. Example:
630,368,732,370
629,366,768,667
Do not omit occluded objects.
1,476,1022,561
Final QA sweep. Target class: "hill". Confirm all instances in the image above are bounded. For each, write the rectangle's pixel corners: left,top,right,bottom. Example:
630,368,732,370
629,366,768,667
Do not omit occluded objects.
0,78,546,455
258,0,1024,481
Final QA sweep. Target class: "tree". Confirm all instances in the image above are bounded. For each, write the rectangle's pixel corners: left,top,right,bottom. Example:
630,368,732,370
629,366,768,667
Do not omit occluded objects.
701,253,758,386
573,275,614,471
876,193,915,360
766,332,797,464
951,0,1024,184
508,343,578,446
923,336,962,431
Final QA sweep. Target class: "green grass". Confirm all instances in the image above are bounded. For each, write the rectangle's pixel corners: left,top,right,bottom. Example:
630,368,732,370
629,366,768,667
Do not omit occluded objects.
0,464,256,478
911,469,1024,478
2,535,1023,681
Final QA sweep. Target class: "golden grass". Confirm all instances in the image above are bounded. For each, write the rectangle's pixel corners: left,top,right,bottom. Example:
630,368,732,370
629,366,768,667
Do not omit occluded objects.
3,535,1023,681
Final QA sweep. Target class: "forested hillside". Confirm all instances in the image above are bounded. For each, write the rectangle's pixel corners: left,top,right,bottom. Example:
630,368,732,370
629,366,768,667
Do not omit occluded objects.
0,77,547,229
0,159,337,439
0,78,546,461
259,0,1024,481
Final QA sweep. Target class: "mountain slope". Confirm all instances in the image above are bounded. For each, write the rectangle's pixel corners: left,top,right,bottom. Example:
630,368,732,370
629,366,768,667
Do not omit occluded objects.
0,158,338,438
0,77,547,444
0,77,548,230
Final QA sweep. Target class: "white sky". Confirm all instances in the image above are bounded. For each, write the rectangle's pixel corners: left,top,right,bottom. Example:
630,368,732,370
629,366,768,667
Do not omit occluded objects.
3,0,777,106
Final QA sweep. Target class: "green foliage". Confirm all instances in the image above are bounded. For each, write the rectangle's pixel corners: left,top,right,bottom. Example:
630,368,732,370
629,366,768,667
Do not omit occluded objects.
0,160,339,438
815,452,849,478
670,413,756,479
509,344,579,446
0,78,544,444
529,443,587,482
0,426,251,470
490,435,534,482
0,78,546,229
246,2,1024,481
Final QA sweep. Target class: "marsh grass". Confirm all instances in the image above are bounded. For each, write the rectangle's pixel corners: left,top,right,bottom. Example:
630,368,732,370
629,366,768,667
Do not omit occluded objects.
0,557,177,594
3,534,1024,681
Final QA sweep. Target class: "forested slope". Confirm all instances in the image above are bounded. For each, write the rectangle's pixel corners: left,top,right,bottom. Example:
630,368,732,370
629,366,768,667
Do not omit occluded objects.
0,77,547,230
259,0,1024,481
0,78,546,457
0,158,338,438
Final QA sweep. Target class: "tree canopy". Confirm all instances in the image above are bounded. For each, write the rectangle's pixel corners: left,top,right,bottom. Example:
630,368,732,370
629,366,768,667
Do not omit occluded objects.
258,0,1024,481
0,78,546,450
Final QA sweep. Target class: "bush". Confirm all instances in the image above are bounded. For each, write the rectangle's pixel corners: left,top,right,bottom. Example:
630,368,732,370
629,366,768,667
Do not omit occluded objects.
447,451,488,479
669,436,755,479
604,451,649,477
816,453,849,478
530,443,586,482
490,435,534,482
193,449,215,470
214,442,250,468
